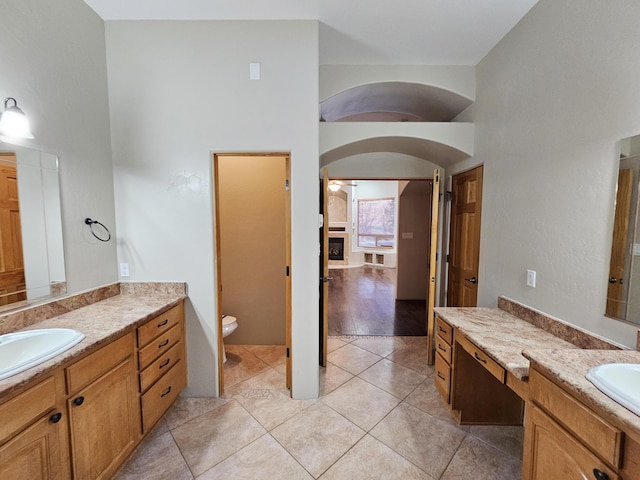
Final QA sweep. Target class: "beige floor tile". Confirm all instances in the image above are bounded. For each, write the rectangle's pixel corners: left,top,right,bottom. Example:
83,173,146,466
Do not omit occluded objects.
321,377,400,431
319,362,354,397
320,435,435,480
244,344,287,369
236,390,318,430
440,435,522,480
164,396,231,430
196,434,313,479
351,336,407,357
468,425,524,460
172,401,266,476
359,358,427,399
327,343,382,375
404,379,466,427
113,430,193,480
370,403,466,479
223,346,271,386
327,337,348,353
224,366,287,396
271,402,365,478
386,344,434,376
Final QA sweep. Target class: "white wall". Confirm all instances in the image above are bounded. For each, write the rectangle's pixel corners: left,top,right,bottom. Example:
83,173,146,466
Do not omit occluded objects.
1,0,117,294
470,0,640,347
106,21,320,398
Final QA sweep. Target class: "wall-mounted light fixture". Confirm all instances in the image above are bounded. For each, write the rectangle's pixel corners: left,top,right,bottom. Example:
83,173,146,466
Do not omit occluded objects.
0,97,34,139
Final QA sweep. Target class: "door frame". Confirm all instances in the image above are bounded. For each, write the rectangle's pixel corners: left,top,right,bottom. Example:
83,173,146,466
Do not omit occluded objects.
212,152,292,396
320,175,438,346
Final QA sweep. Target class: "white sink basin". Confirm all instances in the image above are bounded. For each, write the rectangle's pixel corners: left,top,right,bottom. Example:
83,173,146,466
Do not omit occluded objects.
586,363,640,416
0,328,85,380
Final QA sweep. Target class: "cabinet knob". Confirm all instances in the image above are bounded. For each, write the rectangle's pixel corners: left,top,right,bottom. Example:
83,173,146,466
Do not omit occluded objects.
49,412,62,423
73,396,85,406
593,469,610,480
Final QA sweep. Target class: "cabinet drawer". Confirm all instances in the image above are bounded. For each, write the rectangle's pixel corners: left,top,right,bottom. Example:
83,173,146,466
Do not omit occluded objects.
436,317,453,344
529,369,623,468
436,336,452,363
137,304,182,348
456,334,505,383
0,375,57,443
434,353,451,403
138,324,181,370
141,360,186,432
139,341,182,393
66,332,133,394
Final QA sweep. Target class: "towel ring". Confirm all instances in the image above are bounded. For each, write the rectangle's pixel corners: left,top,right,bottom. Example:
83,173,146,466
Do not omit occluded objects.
85,218,111,242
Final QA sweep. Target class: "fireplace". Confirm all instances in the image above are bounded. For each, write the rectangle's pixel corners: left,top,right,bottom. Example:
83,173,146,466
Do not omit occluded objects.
328,237,344,261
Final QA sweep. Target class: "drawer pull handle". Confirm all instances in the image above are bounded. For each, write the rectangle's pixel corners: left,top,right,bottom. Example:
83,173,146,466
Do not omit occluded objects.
593,469,610,480
73,396,85,406
437,372,446,381
474,352,487,364
438,326,446,333
157,319,169,328
159,358,171,368
438,344,446,352
160,386,172,398
49,412,62,423
158,339,169,348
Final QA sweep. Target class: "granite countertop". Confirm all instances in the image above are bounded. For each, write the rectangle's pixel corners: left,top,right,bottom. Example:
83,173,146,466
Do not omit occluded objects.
434,306,580,380
0,291,186,402
524,349,640,442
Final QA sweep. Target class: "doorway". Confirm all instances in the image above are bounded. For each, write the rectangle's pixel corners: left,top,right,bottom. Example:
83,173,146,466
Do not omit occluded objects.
213,153,292,395
324,179,433,337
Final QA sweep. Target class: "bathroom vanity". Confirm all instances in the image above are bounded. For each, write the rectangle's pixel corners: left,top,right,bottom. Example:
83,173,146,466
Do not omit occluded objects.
0,283,187,480
434,297,640,480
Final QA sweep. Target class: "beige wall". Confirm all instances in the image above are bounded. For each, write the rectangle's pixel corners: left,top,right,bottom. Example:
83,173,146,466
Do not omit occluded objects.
396,183,430,300
468,0,640,347
218,155,286,345
106,21,319,398
1,0,117,294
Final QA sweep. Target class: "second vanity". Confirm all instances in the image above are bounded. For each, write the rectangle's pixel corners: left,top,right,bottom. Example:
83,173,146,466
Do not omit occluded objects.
435,297,640,480
0,282,187,480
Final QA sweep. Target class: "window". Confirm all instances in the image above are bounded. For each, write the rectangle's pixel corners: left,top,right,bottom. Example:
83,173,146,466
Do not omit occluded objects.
357,198,395,248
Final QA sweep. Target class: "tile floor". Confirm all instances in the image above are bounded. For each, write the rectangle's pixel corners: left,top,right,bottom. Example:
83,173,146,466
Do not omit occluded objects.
114,337,523,480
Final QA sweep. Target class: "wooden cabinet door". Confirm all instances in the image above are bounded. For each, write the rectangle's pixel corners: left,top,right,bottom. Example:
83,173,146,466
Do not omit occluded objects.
0,410,69,480
523,404,619,480
68,358,140,480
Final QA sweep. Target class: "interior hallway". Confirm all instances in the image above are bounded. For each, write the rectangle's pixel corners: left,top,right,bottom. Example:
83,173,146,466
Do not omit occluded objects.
114,336,523,479
328,266,426,336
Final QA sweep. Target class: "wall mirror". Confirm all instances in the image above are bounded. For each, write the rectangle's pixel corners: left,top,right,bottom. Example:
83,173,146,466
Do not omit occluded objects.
606,133,640,325
0,142,66,311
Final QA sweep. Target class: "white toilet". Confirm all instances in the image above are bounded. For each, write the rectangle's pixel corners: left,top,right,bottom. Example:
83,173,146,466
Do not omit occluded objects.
221,315,238,363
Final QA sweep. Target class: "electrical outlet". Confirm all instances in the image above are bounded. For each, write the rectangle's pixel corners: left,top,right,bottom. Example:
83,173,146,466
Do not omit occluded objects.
527,270,536,288
120,262,130,277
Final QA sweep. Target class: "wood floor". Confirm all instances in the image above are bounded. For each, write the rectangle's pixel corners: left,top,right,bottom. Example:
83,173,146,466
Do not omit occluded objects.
328,265,426,336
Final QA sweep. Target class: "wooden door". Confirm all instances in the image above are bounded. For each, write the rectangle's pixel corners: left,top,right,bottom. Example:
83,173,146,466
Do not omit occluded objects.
0,157,26,305
319,169,329,367
426,169,440,365
68,358,140,480
447,166,483,307
522,404,619,480
606,168,633,318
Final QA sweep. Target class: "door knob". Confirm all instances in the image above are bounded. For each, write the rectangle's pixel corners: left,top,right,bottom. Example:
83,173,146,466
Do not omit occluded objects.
321,276,333,283
609,277,617,284
464,277,477,285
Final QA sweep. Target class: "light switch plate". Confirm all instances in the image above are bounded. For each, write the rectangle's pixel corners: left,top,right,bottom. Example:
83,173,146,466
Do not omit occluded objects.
527,270,536,288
